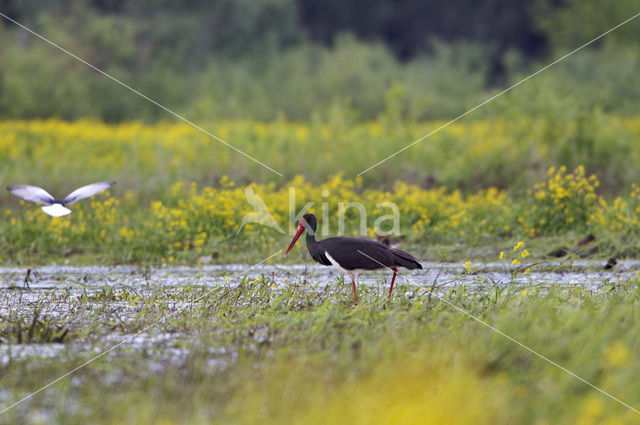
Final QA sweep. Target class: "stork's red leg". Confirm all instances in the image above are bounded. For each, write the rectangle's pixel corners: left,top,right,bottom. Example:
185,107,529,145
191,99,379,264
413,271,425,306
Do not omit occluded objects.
388,267,398,298
351,277,358,306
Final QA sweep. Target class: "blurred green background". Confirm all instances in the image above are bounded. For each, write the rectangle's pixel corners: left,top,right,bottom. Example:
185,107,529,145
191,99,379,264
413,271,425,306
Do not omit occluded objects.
1,0,639,123
2,0,640,201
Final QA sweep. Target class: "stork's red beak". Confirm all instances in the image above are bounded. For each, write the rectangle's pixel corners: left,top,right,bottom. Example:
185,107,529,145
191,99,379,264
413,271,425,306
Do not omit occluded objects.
285,223,305,256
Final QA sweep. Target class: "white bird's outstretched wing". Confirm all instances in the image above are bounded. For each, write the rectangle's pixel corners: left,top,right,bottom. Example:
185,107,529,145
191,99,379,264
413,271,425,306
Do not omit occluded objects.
63,181,116,205
6,185,56,205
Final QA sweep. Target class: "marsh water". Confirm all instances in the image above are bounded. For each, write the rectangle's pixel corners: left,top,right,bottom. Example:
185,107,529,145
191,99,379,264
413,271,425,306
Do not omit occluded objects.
1,260,637,367
1,259,636,292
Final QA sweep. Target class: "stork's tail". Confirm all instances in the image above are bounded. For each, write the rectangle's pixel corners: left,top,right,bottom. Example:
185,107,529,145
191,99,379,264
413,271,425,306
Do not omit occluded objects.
391,248,422,269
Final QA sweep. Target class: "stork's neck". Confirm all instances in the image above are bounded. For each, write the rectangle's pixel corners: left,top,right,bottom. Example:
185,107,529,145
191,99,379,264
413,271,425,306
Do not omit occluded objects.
305,231,317,248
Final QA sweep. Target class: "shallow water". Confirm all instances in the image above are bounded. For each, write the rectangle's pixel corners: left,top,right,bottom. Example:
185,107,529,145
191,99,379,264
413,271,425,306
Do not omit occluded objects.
0,260,637,293
0,261,637,369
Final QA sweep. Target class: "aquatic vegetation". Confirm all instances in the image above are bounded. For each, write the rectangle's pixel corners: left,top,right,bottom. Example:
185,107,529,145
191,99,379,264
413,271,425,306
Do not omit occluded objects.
1,270,640,424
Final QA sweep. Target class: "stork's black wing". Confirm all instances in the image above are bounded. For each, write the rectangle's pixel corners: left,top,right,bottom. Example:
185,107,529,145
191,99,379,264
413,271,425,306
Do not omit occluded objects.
317,237,395,270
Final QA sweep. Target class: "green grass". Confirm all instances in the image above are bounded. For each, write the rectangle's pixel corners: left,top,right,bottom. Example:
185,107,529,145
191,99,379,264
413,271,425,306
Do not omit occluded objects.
2,273,640,424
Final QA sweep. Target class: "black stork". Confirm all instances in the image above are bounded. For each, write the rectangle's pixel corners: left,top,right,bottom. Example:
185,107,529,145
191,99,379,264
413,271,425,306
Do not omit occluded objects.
285,213,422,305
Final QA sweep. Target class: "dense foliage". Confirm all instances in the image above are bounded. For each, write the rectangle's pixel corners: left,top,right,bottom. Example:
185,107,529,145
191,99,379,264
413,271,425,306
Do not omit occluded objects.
1,0,640,121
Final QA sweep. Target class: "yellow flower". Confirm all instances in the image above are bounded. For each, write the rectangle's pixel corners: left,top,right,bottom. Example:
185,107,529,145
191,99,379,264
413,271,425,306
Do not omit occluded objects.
499,251,504,260
119,227,135,239
521,250,529,258
513,241,524,251
602,340,631,368
512,259,520,266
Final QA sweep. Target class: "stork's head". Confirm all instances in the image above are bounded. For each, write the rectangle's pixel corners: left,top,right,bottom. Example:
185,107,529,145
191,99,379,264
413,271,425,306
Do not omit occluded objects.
285,214,317,256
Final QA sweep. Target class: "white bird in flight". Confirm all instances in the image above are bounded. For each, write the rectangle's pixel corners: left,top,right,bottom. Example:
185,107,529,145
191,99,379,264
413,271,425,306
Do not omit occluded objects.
6,181,116,217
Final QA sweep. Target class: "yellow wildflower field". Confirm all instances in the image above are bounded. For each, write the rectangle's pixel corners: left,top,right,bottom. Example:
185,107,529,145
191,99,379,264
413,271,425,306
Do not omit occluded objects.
1,115,640,193
2,164,639,263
